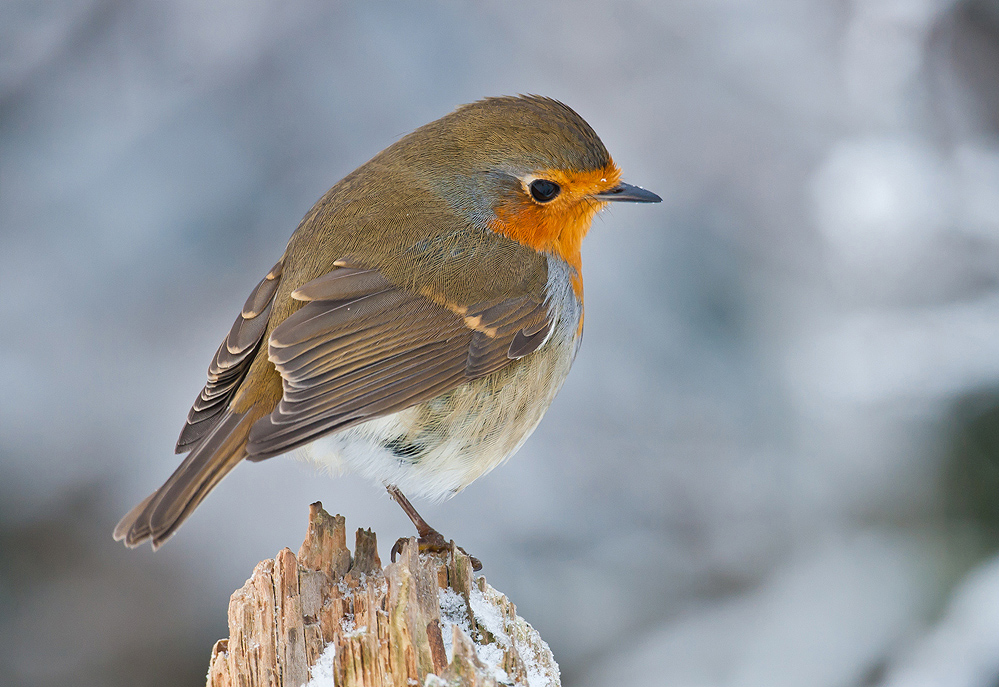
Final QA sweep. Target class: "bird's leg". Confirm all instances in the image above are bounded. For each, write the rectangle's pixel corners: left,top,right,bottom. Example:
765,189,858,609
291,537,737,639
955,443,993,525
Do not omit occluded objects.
386,484,440,540
386,484,482,571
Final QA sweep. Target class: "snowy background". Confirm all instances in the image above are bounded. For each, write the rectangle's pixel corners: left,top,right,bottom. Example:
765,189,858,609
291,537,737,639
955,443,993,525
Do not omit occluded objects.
4,1,999,685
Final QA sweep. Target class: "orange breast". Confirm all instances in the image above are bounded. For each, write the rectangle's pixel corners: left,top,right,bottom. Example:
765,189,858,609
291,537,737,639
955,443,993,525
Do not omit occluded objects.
488,163,621,302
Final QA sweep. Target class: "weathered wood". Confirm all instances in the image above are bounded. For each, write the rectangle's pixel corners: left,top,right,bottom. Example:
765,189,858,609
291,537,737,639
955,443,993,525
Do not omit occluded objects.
206,502,560,687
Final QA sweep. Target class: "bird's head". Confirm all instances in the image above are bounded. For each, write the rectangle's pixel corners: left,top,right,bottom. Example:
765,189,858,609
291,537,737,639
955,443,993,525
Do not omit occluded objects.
396,95,660,274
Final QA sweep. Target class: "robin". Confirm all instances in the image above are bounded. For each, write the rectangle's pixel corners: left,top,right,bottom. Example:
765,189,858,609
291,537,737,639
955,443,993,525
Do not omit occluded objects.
114,95,660,563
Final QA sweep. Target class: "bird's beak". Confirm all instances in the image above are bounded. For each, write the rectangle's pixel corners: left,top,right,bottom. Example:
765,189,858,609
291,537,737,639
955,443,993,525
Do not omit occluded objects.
592,181,662,203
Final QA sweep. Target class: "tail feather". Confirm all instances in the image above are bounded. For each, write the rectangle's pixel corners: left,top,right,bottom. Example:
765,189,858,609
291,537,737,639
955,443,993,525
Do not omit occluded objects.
114,411,255,549
112,491,156,543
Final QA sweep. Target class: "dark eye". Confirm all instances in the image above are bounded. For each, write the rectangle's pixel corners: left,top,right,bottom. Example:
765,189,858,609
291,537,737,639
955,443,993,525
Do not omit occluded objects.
529,179,561,203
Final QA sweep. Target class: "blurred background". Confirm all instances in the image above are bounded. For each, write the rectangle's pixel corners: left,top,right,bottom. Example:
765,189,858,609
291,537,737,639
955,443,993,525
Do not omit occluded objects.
4,0,999,685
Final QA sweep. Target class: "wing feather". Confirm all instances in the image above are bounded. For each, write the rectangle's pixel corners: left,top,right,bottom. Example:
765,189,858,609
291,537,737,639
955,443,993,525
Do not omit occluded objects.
244,260,552,461
175,261,282,452
290,267,394,302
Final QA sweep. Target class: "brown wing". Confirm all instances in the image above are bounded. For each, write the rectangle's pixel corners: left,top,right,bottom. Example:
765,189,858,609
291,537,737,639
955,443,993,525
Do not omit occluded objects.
175,261,283,452
244,261,552,461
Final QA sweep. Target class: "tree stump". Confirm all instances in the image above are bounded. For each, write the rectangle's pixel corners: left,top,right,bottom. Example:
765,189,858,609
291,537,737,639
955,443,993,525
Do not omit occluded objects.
205,502,560,687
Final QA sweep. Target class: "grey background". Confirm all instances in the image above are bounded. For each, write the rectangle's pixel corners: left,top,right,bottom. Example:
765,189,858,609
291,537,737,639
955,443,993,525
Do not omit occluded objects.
4,1,999,686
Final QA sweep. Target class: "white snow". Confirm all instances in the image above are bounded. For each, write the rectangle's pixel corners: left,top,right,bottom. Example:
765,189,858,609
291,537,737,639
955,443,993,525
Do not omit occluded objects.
434,579,559,687
437,586,472,663
303,642,337,687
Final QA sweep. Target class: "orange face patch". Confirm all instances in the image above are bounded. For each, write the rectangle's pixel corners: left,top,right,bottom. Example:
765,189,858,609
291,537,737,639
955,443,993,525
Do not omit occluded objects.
489,162,622,301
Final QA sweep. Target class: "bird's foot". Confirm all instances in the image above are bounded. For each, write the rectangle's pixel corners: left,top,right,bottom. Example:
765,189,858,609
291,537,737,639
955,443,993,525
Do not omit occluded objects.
390,530,482,571
385,483,483,571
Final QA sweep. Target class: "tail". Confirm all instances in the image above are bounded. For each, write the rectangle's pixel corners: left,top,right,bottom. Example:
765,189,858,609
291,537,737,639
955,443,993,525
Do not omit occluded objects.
113,410,257,549
115,260,284,549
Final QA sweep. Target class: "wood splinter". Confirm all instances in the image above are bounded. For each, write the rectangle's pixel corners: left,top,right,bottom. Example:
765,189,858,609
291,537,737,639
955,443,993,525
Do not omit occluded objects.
205,501,560,687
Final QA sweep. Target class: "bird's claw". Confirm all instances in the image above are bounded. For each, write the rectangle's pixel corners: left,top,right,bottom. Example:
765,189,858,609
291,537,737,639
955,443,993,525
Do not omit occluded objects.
390,533,482,571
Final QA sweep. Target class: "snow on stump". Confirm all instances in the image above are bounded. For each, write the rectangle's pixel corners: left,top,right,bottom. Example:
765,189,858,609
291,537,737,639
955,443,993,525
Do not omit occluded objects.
206,502,560,687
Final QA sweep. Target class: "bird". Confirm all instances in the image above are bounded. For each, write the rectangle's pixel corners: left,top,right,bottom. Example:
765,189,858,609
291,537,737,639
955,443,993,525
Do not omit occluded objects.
113,95,660,560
